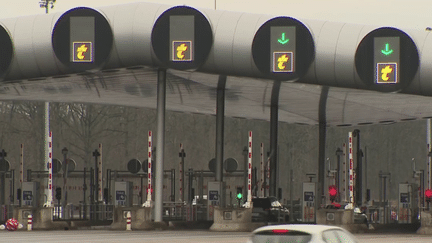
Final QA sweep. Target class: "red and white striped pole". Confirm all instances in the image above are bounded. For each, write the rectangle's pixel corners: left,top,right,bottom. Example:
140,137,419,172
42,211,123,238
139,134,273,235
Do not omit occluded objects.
126,211,131,231
245,131,253,208
348,132,354,209
260,143,264,198
47,131,53,206
143,131,153,207
27,214,32,231
98,144,103,202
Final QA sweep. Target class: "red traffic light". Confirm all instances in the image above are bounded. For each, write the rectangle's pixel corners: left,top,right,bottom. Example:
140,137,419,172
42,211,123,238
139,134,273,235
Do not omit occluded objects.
425,189,432,198
329,185,337,197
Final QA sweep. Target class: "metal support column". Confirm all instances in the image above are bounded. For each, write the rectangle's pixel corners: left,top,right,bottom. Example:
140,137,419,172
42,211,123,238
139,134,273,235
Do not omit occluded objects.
269,81,281,197
318,86,329,207
155,68,166,223
215,75,226,206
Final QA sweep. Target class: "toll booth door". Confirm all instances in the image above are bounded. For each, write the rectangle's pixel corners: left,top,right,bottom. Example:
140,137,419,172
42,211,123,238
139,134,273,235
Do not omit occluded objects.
302,182,316,223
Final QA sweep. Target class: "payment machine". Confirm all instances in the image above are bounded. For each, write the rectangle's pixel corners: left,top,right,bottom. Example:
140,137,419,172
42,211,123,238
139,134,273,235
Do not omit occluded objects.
302,182,316,223
22,181,39,207
398,183,418,224
114,181,133,207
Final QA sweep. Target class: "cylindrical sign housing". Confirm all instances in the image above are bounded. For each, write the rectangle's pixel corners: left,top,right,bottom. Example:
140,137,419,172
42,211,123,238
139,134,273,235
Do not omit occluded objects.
355,27,419,92
151,6,213,71
52,7,113,72
0,25,13,79
252,17,315,81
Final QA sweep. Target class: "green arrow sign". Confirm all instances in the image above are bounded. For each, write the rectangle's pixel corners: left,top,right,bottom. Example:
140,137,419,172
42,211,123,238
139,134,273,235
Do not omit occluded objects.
278,33,289,45
381,43,393,56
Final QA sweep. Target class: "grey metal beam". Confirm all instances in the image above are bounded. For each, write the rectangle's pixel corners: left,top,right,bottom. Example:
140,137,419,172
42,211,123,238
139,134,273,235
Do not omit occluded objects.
154,68,166,222
269,80,281,197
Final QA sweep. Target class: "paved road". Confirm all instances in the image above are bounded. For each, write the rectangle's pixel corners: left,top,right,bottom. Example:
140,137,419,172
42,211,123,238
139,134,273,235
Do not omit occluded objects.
1,230,432,243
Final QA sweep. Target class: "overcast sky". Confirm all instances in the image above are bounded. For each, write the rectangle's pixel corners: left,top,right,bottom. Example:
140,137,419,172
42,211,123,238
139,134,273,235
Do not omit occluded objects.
0,0,431,30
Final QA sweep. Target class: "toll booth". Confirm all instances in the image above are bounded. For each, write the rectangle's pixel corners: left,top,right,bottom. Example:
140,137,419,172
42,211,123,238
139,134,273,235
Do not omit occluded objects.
22,181,39,207
398,183,418,224
114,181,133,207
207,181,225,221
302,182,316,223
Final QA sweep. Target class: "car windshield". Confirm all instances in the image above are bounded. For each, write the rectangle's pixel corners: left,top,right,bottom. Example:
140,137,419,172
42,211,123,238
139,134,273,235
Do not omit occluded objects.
252,229,312,243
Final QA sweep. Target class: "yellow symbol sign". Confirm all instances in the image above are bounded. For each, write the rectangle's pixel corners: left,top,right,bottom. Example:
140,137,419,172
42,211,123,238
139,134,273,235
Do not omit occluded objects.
177,44,188,60
172,41,192,62
273,52,293,73
277,54,289,70
376,63,397,84
381,65,392,81
72,42,93,63
76,44,88,60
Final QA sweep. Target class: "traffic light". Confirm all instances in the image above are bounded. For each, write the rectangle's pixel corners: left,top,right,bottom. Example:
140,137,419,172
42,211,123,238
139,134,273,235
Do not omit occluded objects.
426,189,432,203
236,187,243,201
17,188,21,200
328,185,337,203
55,187,61,201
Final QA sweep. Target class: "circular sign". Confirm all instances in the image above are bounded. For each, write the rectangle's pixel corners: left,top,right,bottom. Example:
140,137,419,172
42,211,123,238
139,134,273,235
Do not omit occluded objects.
208,158,216,173
52,7,113,72
48,158,62,174
62,158,76,173
127,159,142,174
0,25,13,79
355,27,419,92
224,158,238,173
252,17,315,81
0,159,10,172
152,6,213,70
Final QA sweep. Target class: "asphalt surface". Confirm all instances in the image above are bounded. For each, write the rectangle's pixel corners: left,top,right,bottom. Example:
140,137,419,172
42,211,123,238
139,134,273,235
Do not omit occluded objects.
1,230,432,243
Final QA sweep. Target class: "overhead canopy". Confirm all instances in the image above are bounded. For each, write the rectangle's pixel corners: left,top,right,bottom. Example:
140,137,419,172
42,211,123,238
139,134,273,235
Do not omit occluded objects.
1,67,431,126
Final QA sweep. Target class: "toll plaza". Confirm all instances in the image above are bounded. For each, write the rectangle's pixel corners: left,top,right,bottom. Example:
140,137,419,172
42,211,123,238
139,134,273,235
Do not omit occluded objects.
1,0,432,235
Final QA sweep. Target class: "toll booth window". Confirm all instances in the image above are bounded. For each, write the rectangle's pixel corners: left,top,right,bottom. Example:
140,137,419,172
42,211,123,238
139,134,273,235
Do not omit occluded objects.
374,37,400,84
270,26,296,73
70,16,95,63
170,15,194,62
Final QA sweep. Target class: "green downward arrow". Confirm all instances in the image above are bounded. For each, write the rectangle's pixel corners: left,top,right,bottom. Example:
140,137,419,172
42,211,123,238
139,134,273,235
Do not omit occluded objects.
278,33,289,45
381,43,393,56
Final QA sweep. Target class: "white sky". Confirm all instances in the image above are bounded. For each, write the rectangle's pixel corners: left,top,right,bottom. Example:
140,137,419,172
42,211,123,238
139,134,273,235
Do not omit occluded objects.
0,0,431,30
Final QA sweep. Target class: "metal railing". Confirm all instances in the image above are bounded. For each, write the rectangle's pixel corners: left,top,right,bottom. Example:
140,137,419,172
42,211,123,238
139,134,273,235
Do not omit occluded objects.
53,203,113,221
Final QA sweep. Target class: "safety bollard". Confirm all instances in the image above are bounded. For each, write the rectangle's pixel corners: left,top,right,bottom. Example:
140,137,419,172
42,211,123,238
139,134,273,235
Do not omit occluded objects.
126,211,131,231
27,214,32,231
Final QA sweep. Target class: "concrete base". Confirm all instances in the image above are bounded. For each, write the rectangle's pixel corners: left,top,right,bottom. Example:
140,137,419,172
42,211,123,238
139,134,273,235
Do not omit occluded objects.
417,211,432,234
316,209,367,233
13,207,68,230
110,207,155,230
210,207,264,232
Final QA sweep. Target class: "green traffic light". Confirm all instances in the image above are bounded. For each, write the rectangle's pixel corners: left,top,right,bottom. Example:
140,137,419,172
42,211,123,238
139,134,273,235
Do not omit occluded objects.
236,193,243,199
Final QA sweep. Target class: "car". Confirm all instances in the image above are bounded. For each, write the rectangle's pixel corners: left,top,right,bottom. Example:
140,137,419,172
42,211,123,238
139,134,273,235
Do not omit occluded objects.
248,224,359,243
250,197,290,222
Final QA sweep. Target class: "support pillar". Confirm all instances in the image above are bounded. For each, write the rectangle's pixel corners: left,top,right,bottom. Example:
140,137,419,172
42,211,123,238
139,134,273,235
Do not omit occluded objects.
215,75,226,206
269,81,281,197
318,86,329,207
155,68,166,223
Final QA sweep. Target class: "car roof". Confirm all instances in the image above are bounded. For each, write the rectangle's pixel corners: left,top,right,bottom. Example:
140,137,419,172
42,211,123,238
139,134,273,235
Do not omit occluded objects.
252,224,345,234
